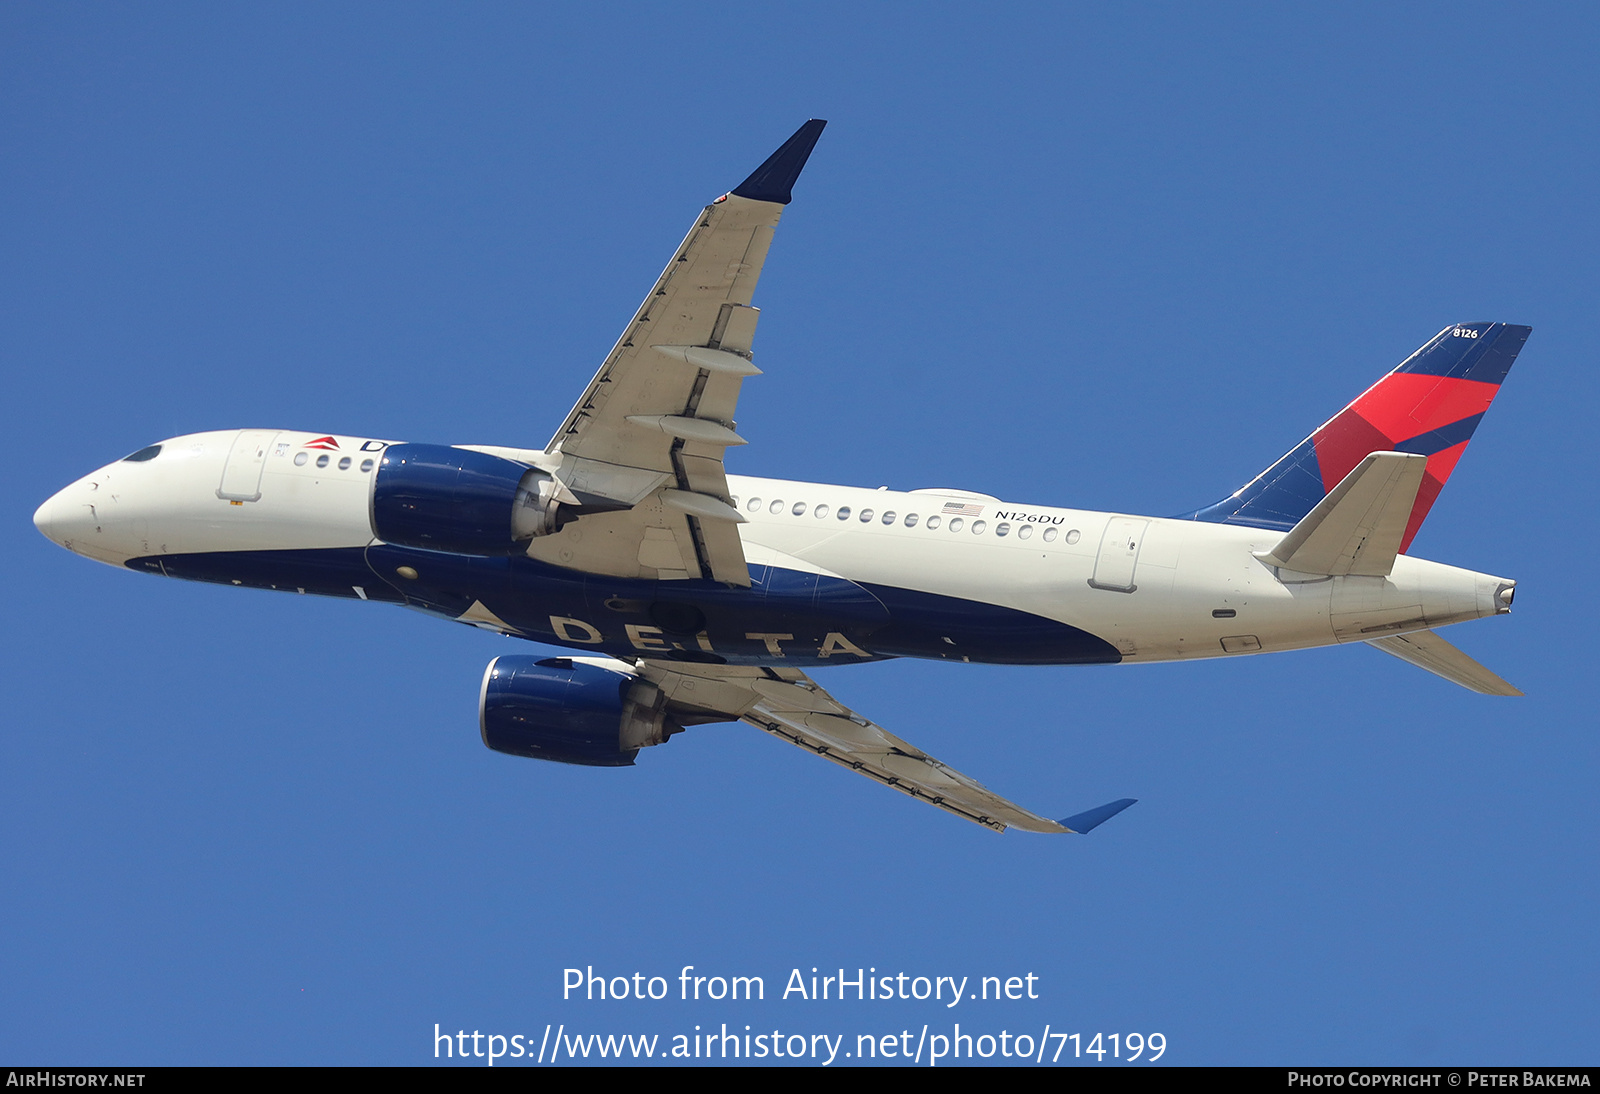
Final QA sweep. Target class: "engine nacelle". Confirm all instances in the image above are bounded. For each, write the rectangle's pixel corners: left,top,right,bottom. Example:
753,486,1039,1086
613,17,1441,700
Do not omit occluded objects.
372,443,560,555
478,656,680,767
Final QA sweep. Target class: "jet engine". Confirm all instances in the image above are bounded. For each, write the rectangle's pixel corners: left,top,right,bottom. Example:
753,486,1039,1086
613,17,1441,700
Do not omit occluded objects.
372,443,562,555
478,656,683,767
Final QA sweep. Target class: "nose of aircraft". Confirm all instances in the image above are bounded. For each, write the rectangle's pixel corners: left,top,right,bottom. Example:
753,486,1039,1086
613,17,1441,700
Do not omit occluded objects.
35,432,245,567
33,446,165,566
32,493,55,540
33,478,105,555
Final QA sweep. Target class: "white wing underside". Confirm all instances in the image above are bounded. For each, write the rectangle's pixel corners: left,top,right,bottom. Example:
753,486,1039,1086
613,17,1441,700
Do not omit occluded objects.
636,660,1075,833
524,192,792,587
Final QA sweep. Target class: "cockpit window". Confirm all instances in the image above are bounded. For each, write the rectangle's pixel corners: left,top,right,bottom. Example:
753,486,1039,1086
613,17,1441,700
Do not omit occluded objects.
122,444,162,462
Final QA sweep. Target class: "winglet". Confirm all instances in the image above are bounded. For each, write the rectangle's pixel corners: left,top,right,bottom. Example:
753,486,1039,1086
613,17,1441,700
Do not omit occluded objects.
1058,797,1138,834
731,119,828,205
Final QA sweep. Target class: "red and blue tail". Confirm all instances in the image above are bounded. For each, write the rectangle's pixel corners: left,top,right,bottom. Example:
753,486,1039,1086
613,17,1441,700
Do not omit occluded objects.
1186,322,1530,552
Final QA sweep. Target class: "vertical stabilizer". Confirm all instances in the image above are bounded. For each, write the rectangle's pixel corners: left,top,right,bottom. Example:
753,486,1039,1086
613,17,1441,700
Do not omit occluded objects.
1186,323,1529,550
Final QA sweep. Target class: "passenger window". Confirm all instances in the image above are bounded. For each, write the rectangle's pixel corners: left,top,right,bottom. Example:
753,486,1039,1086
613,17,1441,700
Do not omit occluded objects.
338,456,351,470
972,520,986,534
904,513,918,527
927,515,941,529
995,522,1009,537
360,459,374,472
792,502,806,516
747,497,763,512
949,517,964,532
859,508,874,522
316,454,330,468
770,499,785,514
1066,529,1081,544
837,506,851,520
1042,527,1058,542
1017,524,1033,540
881,511,896,525
815,504,830,518
294,452,309,466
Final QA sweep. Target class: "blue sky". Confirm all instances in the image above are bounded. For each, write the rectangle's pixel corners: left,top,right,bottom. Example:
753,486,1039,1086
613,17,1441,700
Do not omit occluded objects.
3,3,1596,1066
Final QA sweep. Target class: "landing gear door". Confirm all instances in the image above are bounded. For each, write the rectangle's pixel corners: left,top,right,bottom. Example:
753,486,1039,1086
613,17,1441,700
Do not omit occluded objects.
217,429,280,502
1090,517,1148,593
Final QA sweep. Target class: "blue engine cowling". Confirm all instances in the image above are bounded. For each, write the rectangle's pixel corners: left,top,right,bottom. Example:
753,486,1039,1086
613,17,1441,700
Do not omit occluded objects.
372,443,553,556
479,656,679,767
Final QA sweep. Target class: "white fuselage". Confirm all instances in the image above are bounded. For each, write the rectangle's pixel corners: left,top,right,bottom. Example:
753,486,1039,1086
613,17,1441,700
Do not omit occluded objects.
34,429,1511,667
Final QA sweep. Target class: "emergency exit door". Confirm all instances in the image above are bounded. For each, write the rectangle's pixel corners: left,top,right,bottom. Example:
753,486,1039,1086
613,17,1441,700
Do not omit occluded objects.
216,429,279,502
1090,518,1148,593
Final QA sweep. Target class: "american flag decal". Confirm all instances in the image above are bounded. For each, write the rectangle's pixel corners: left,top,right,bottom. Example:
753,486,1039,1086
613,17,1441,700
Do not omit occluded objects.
941,501,983,517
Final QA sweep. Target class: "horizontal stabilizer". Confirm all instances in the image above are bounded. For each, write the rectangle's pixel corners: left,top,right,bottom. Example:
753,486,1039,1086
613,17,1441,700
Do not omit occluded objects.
1059,798,1138,834
1256,452,1426,576
1367,629,1523,696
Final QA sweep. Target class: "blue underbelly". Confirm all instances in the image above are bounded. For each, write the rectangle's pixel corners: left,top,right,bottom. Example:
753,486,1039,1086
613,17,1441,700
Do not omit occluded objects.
129,546,1120,667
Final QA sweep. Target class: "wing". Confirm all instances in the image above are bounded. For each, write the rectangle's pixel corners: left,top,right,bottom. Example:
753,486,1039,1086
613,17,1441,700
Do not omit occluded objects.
527,120,828,588
635,660,1137,834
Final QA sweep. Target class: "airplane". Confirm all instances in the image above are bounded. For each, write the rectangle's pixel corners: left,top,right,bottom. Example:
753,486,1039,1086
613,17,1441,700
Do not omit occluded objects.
32,119,1528,836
